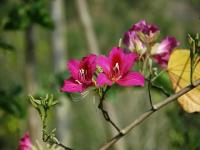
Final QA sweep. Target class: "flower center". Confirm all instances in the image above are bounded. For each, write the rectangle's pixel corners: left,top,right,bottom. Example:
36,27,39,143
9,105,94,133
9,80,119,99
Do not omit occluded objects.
78,68,88,82
112,62,121,81
79,69,85,76
113,63,120,72
75,80,82,85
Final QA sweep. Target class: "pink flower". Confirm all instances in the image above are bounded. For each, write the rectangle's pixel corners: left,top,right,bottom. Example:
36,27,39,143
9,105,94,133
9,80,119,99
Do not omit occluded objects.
96,47,145,87
123,31,147,54
152,36,179,68
18,132,31,150
131,20,159,38
123,20,159,53
61,54,96,93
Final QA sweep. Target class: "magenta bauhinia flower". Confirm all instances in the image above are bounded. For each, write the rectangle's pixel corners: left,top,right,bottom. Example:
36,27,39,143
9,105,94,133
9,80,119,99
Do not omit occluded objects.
61,54,97,93
18,132,31,150
152,36,179,67
96,47,145,87
123,20,159,53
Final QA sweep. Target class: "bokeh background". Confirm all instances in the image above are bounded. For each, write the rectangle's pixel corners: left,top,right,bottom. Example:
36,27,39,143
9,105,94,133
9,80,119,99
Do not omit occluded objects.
0,0,200,149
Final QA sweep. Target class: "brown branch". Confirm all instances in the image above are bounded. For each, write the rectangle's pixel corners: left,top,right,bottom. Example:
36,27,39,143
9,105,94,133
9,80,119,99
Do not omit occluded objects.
99,78,200,150
98,87,121,133
98,100,121,133
56,142,73,150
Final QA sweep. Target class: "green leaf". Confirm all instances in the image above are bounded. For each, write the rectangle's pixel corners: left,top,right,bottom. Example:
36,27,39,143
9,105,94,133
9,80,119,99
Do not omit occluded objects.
152,71,174,96
0,87,24,118
29,95,39,108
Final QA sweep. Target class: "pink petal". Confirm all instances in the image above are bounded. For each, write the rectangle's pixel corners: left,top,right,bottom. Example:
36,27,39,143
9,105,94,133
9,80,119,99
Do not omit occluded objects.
18,132,31,150
121,52,138,74
154,36,179,54
81,54,97,74
153,53,169,68
61,78,85,93
117,72,144,87
97,73,113,87
131,20,159,35
67,59,80,79
123,31,147,53
123,31,131,46
97,55,111,74
109,47,124,68
152,36,179,68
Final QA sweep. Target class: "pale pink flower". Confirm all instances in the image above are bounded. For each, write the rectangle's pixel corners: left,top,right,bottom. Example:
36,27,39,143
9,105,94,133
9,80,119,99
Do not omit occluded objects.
123,20,159,53
152,36,179,67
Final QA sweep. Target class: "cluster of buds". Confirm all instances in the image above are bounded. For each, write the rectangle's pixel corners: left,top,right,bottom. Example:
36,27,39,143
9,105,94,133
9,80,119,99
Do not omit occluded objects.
188,33,200,55
123,20,179,68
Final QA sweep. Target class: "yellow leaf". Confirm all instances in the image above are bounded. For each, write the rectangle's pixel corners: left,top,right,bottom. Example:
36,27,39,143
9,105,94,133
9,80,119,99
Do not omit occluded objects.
167,49,200,113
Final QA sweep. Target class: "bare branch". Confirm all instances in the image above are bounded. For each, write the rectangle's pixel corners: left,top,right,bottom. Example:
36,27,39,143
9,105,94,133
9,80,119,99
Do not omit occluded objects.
98,100,121,133
99,78,200,150
98,87,121,133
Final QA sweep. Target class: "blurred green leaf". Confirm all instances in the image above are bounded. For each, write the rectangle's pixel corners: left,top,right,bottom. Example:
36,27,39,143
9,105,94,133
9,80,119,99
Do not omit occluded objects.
152,71,174,96
3,0,54,30
0,39,15,51
0,86,24,118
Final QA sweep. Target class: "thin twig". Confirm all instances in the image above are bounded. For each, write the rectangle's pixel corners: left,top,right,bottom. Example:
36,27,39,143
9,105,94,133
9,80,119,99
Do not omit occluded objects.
147,75,155,110
57,143,73,150
99,78,200,150
42,108,73,150
98,100,121,133
98,87,121,133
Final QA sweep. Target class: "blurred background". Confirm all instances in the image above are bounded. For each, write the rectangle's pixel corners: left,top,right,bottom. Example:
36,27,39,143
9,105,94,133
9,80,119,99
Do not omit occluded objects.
0,0,200,149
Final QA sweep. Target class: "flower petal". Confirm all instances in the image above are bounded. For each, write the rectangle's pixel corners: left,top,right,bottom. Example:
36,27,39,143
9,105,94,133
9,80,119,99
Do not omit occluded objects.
67,59,80,79
18,132,31,150
152,36,179,68
61,78,85,93
117,72,144,87
97,55,111,74
123,31,147,54
152,36,179,54
121,52,138,74
81,54,97,75
131,20,159,35
153,53,170,68
108,47,126,73
97,73,113,87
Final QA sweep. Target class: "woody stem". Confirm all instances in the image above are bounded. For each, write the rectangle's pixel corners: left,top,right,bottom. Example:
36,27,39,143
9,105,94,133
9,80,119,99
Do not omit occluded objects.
98,87,121,133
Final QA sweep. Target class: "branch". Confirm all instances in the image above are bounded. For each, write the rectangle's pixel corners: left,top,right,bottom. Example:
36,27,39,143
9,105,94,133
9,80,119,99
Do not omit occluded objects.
98,99,121,133
99,78,200,150
98,87,121,133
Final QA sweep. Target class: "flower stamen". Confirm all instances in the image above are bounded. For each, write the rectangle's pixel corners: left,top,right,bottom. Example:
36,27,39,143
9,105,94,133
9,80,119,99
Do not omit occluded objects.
75,80,82,84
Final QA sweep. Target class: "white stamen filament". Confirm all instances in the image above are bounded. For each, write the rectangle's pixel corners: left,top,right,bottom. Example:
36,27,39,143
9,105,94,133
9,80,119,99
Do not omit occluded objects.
113,63,120,71
75,80,82,84
79,69,85,76
112,62,122,81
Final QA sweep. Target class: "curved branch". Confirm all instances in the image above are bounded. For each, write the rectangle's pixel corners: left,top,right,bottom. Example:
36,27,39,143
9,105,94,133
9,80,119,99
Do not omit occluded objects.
99,78,200,150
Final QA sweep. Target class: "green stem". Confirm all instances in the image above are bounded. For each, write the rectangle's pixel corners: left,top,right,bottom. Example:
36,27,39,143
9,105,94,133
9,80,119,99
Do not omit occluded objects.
147,75,155,110
42,109,48,141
